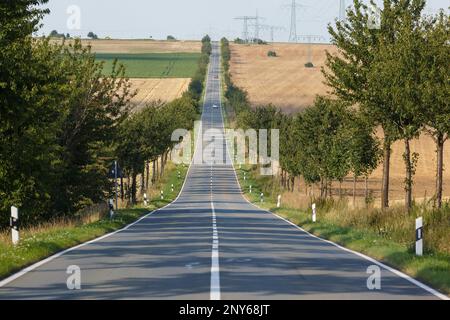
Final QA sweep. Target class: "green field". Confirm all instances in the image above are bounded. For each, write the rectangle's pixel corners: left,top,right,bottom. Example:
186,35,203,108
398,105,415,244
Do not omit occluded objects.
96,53,201,78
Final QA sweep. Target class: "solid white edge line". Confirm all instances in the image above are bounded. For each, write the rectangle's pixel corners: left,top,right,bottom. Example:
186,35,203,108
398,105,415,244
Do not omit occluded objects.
216,44,449,301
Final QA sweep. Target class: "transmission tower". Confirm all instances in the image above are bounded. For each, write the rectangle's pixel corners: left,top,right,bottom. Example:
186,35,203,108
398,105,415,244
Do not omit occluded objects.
297,35,325,66
339,0,346,21
234,16,257,43
289,0,297,42
284,1,307,43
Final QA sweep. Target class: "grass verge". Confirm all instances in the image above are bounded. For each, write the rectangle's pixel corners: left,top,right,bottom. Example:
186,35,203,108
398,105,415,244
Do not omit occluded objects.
234,165,450,297
0,162,189,281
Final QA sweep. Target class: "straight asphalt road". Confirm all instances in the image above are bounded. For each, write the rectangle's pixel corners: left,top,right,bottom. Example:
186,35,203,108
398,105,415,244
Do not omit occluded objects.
0,43,445,300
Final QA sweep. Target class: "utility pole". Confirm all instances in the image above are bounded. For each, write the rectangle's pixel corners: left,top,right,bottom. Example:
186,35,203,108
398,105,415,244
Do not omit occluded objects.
255,11,260,40
297,35,325,66
234,16,257,43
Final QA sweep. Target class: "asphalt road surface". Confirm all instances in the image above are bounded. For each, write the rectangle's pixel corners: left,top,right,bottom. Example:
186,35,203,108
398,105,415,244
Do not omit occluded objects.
0,43,445,300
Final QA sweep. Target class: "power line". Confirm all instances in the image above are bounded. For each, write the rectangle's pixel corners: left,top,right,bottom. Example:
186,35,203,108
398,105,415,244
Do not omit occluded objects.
234,16,257,43
260,25,285,43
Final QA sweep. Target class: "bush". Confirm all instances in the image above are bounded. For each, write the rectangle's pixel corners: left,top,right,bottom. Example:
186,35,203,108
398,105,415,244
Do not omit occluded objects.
305,62,314,68
267,51,277,57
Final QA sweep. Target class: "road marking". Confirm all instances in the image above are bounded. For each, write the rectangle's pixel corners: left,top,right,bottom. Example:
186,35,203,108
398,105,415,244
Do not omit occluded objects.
210,199,221,300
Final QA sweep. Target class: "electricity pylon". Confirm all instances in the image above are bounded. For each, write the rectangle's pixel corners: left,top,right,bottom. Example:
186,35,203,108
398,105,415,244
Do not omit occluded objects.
297,35,325,66
234,16,257,43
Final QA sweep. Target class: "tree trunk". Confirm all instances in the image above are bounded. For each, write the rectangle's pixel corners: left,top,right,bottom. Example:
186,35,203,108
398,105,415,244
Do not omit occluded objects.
140,172,145,195
120,176,124,201
131,173,137,205
152,160,156,184
381,138,392,210
155,157,159,181
365,175,369,207
291,176,295,193
404,138,413,211
320,178,324,199
436,133,445,209
160,155,164,179
145,161,149,191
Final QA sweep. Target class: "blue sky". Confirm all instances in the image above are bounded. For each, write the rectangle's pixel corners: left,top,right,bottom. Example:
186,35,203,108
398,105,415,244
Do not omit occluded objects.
38,0,448,42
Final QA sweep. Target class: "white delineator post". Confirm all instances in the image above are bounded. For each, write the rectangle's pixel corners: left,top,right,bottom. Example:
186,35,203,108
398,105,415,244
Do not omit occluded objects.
312,203,317,223
108,199,114,219
171,184,174,193
161,190,164,200
249,185,252,194
416,217,423,256
277,195,281,208
143,193,148,206
10,206,19,245
260,193,264,203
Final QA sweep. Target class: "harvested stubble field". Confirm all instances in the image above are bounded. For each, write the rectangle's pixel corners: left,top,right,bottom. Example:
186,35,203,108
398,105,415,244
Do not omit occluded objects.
129,78,191,110
80,40,198,107
230,43,338,114
230,43,450,204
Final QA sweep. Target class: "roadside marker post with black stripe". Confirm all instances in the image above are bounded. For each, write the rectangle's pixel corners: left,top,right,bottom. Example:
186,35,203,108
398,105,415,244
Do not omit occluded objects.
277,195,281,208
312,203,317,223
108,199,114,219
10,206,19,245
416,217,423,256
143,193,148,206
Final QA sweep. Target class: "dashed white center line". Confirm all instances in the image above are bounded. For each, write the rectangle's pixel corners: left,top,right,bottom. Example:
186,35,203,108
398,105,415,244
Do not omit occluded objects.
210,177,221,300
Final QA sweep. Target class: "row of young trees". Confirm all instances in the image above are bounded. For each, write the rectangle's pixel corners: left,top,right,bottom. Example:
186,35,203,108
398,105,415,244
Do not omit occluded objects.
324,0,449,210
221,0,449,210
100,35,212,205
0,0,210,228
